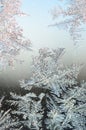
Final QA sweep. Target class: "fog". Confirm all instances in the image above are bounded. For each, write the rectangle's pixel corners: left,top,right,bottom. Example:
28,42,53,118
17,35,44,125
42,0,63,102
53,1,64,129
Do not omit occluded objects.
0,0,86,89
0,42,86,89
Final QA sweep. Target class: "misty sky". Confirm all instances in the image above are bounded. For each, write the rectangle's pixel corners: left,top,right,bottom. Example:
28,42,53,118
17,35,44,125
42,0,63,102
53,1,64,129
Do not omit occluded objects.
20,0,73,49
0,0,86,88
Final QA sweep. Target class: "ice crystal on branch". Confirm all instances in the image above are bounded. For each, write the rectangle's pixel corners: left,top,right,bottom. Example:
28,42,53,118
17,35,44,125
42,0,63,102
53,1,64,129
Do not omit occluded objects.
50,0,86,42
0,96,20,130
23,48,80,92
18,48,86,130
0,0,31,69
2,48,85,130
9,92,45,130
45,82,86,130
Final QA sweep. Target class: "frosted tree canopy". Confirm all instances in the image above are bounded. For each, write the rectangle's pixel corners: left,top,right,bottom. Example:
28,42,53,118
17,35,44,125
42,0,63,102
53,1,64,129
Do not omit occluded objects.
51,0,86,42
0,0,31,69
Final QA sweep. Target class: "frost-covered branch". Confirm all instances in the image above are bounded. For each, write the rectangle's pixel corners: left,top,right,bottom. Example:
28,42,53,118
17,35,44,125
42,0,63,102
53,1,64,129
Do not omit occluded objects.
50,0,86,42
0,0,31,69
9,92,45,130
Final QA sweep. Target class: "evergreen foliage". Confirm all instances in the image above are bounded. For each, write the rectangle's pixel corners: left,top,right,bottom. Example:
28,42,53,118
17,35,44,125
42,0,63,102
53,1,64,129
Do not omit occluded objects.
0,48,86,130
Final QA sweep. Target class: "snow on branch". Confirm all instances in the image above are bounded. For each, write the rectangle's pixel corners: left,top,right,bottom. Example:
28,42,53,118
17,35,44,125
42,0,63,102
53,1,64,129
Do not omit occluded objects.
0,0,31,69
50,0,86,43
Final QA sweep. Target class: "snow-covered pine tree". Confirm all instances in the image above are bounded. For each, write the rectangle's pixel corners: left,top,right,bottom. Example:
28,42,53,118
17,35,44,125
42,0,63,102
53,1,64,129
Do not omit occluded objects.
18,48,86,130
0,96,21,130
5,48,86,130
9,92,45,130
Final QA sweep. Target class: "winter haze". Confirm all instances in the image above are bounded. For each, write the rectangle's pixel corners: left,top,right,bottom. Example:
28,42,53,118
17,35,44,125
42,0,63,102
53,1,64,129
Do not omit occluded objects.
0,0,86,89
